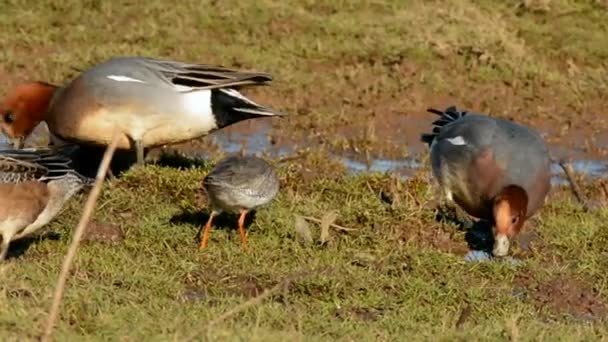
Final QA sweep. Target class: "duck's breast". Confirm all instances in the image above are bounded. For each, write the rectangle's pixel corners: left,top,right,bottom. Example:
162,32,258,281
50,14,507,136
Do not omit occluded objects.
0,181,49,228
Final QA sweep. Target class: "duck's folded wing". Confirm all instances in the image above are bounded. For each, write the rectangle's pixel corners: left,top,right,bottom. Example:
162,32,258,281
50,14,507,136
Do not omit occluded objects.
0,156,48,182
141,57,273,91
0,147,82,182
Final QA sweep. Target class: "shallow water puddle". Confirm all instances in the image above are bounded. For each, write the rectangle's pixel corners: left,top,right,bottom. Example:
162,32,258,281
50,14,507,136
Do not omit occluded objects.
1,122,606,186
207,125,607,184
463,250,523,265
339,154,422,176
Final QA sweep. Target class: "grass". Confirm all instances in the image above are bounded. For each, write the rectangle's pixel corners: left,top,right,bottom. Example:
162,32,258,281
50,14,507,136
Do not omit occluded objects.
1,0,608,340
1,154,607,340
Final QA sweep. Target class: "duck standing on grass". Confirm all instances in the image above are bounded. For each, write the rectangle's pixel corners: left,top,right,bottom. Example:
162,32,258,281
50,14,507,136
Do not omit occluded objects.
0,56,286,165
421,106,551,257
200,155,279,249
0,147,92,261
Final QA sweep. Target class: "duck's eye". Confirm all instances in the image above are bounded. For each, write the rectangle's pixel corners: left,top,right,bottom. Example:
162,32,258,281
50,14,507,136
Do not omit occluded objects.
3,111,15,124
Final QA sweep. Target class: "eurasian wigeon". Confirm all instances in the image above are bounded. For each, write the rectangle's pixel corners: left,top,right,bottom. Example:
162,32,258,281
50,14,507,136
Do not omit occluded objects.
0,57,285,165
200,155,279,249
421,106,551,257
0,147,92,260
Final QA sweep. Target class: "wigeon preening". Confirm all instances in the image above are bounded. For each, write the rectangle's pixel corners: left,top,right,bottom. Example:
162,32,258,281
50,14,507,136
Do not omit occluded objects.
421,106,551,257
0,57,286,165
0,147,92,260
200,155,279,249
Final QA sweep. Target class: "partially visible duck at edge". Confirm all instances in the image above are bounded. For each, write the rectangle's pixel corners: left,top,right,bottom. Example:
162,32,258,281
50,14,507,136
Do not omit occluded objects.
0,146,92,261
0,56,286,165
421,106,551,257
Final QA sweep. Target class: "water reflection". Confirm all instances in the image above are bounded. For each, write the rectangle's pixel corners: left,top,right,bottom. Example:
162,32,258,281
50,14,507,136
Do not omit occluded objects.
0,122,606,185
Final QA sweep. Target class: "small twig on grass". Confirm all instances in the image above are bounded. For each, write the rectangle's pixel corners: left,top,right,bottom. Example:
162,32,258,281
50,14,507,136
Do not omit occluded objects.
41,131,121,342
556,159,590,212
455,305,472,330
300,215,357,232
553,8,593,19
601,181,608,203
276,149,310,164
184,271,314,342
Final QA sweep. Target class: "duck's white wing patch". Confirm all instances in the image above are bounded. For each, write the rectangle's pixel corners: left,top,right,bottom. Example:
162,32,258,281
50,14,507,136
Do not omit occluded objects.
219,88,259,106
445,136,466,146
106,75,146,83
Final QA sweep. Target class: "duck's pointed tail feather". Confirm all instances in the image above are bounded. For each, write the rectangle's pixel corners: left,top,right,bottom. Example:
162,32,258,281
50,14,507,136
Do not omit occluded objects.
213,87,286,119
420,106,467,147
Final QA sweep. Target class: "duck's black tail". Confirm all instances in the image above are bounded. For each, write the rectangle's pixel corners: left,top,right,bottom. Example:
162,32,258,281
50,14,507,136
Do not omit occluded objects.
211,88,286,128
420,106,468,147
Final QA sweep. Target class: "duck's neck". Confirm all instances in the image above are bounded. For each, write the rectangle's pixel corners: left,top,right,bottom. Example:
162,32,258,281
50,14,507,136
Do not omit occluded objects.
30,82,59,121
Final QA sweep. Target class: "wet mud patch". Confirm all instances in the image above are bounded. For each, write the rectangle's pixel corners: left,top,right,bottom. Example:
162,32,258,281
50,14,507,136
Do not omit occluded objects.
182,268,275,303
514,273,608,322
82,222,125,246
393,220,470,257
333,306,385,322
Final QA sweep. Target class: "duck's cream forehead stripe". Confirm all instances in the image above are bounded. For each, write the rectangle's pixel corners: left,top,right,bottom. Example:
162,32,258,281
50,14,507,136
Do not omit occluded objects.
106,75,146,83
445,136,466,146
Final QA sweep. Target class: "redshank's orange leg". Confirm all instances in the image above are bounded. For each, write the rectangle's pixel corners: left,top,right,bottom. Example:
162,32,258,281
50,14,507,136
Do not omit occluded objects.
200,212,216,249
238,209,248,249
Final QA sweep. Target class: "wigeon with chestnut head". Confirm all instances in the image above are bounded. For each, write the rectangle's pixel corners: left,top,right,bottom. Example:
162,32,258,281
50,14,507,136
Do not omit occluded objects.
0,57,286,165
421,106,551,257
0,147,92,261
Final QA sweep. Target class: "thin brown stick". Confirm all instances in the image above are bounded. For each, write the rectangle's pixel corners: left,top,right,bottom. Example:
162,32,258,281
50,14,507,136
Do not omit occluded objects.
184,272,310,342
300,215,357,232
556,159,590,212
41,132,121,342
601,181,608,202
455,305,472,330
553,8,593,19
276,150,310,164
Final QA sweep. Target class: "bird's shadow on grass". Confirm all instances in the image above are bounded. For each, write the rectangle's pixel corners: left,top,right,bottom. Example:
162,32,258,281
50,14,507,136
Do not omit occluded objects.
6,232,62,260
150,150,210,170
62,144,140,179
67,144,210,179
170,210,258,240
434,207,495,253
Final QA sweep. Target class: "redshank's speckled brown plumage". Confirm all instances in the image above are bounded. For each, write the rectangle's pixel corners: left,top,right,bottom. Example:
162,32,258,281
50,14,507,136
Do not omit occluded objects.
200,155,279,249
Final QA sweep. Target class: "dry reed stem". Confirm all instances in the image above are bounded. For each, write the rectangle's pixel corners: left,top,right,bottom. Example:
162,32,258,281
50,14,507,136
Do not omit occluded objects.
556,159,590,212
42,132,121,342
300,215,357,232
